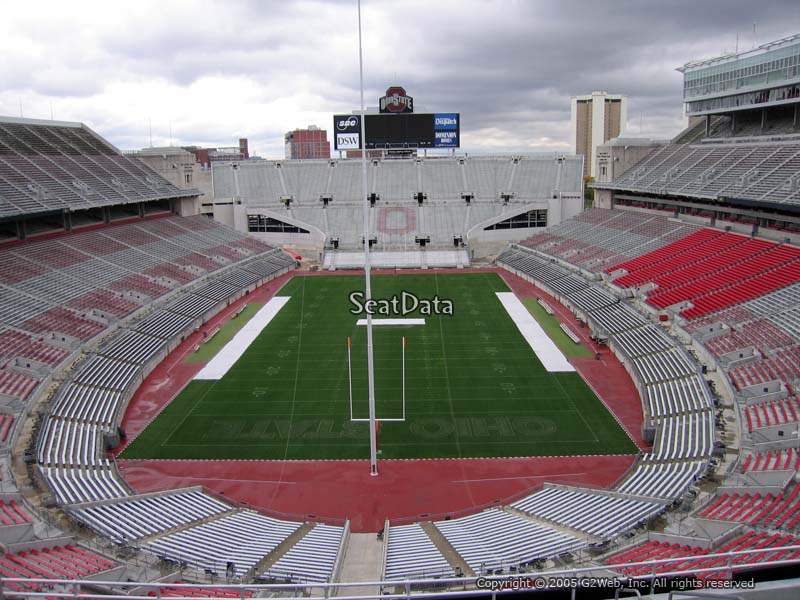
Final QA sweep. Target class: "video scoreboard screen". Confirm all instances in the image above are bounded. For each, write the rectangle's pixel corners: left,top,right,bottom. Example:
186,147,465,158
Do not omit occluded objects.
333,113,460,150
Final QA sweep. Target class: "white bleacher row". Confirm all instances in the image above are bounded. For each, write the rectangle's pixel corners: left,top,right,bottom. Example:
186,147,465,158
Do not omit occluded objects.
263,523,344,584
383,524,454,581
648,411,714,461
496,248,565,283
589,303,645,334
71,489,232,545
510,487,662,539
71,355,140,392
617,460,706,499
97,331,166,365
770,308,800,340
40,464,129,505
49,383,121,426
218,268,262,289
213,156,583,204
746,282,800,318
631,348,697,385
433,509,583,574
133,311,193,339
599,142,800,206
613,325,675,358
165,294,219,319
547,274,589,297
0,287,51,329
37,417,111,467
568,287,618,312
141,510,302,577
645,376,714,419
496,248,619,314
194,280,239,302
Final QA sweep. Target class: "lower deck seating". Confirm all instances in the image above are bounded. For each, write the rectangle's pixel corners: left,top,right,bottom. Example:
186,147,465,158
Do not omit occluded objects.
606,531,800,578
511,487,662,539
142,511,303,578
729,347,800,391
152,583,253,598
744,396,800,431
742,449,800,472
0,369,41,400
606,229,800,319
0,544,117,590
698,484,800,530
261,523,345,584
72,489,233,544
384,524,454,581
0,499,32,526
433,509,583,574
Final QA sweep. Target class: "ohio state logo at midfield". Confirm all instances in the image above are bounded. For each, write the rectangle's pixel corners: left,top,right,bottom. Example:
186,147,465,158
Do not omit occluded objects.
379,86,414,113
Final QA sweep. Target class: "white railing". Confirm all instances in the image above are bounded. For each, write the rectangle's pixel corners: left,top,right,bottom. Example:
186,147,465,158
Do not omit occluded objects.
3,544,800,599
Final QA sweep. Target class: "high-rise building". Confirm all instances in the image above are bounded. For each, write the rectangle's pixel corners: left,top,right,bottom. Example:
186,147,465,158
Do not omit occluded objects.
284,126,331,159
570,91,627,178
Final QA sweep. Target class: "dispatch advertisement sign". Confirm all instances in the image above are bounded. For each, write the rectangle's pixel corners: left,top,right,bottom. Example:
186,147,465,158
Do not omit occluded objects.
433,113,460,148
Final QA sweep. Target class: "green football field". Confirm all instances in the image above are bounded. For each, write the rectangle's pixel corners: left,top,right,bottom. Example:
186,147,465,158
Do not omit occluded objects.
121,273,637,460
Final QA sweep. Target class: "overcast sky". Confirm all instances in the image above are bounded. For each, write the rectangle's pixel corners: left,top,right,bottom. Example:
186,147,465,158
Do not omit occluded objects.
1,0,797,158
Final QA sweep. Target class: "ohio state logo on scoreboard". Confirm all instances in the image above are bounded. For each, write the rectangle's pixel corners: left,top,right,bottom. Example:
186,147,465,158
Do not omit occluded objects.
379,86,414,113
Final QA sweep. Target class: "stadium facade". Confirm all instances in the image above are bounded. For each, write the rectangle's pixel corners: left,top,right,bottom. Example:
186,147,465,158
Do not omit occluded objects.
592,34,800,239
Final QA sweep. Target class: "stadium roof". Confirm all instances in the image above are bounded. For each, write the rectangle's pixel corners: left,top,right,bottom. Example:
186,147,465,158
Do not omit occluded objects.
677,32,800,72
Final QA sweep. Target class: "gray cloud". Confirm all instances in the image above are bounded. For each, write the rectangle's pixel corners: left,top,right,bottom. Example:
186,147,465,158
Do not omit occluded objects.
1,0,798,157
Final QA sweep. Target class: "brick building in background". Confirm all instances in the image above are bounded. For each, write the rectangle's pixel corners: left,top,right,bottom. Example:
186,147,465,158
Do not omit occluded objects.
187,138,250,168
284,126,331,159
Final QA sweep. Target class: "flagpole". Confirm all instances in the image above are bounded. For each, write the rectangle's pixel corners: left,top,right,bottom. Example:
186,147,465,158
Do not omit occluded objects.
358,0,379,477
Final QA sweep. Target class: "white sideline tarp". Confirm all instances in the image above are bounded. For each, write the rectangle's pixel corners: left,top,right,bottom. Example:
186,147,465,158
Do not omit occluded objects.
194,296,291,380
356,318,426,326
495,292,575,373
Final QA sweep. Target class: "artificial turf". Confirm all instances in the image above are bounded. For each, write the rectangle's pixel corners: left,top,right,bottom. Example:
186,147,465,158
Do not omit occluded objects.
521,298,594,358
120,273,638,460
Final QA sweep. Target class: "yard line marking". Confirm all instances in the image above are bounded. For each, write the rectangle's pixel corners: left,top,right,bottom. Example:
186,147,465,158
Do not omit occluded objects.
280,277,306,466
434,273,464,462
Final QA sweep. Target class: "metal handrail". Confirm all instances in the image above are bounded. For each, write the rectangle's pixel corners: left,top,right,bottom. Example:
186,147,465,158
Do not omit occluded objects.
2,543,799,599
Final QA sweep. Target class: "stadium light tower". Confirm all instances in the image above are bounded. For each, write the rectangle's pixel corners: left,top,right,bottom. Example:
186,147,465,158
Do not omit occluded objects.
358,0,379,477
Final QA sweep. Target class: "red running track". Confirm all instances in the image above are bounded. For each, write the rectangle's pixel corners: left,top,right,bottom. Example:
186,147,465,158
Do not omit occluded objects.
115,267,646,533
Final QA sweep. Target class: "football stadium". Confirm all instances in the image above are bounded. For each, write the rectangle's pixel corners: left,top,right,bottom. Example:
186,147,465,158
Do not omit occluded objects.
1,9,800,600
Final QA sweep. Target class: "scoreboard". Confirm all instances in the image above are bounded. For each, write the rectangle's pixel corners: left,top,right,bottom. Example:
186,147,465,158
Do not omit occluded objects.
333,113,460,151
